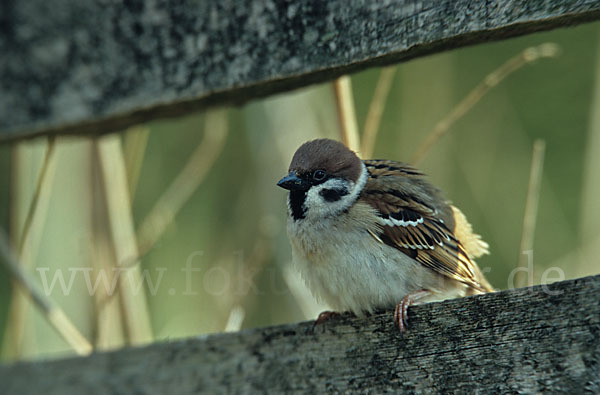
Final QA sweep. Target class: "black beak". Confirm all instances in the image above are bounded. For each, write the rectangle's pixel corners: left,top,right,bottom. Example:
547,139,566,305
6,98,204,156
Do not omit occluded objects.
277,172,310,191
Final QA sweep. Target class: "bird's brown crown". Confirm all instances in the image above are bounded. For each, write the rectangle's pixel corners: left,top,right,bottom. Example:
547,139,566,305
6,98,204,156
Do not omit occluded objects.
289,139,362,182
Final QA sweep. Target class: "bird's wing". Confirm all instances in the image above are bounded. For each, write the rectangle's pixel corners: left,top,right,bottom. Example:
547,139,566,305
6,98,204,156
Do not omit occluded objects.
361,160,488,292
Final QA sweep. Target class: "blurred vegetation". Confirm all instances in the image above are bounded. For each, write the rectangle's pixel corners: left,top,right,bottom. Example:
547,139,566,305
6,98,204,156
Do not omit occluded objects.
1,21,600,361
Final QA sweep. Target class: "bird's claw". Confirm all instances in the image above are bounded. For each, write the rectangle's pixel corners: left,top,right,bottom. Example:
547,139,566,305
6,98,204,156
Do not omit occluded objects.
394,290,430,334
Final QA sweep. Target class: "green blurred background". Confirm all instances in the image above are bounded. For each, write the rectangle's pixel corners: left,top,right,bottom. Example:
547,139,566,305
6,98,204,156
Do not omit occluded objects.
1,21,599,361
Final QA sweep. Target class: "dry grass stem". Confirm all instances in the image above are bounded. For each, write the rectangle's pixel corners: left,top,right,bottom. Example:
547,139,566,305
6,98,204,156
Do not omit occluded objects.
136,109,228,257
360,67,397,158
221,235,270,331
411,43,560,165
333,76,361,153
0,227,93,355
90,236,125,349
516,140,546,288
3,139,58,358
17,136,56,255
578,32,600,277
224,305,246,332
123,126,150,201
96,136,153,345
90,148,126,350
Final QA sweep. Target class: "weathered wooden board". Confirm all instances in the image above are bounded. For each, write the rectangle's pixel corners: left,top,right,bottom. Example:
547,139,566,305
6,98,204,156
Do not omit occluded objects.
1,0,600,141
1,275,598,394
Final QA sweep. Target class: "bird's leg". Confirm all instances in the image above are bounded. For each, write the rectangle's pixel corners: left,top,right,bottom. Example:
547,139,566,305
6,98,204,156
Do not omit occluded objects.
313,311,341,328
394,290,431,333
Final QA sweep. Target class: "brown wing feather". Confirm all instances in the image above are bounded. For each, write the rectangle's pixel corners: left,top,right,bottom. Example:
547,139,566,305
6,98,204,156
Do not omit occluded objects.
362,160,487,292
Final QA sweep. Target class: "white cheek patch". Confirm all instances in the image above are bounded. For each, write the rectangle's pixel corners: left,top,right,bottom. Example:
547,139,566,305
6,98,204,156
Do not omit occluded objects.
305,179,354,218
303,164,369,220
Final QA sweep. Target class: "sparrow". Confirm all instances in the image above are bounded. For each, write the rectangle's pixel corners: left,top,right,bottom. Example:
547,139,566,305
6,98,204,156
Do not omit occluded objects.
277,138,493,332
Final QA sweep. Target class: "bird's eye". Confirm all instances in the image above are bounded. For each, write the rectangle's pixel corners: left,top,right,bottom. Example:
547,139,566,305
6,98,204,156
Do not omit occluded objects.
313,169,327,181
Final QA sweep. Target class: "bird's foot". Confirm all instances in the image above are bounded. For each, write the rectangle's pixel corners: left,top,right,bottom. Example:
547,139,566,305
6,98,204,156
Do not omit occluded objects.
394,290,431,334
312,311,341,329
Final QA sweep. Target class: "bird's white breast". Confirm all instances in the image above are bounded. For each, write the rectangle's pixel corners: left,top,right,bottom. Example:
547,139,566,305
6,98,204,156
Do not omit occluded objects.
287,202,458,315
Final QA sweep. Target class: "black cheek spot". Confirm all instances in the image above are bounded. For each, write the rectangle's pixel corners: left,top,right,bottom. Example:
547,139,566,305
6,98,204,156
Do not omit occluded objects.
320,188,349,202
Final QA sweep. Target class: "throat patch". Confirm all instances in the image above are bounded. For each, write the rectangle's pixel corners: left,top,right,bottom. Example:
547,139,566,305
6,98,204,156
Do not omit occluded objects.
319,187,349,202
289,190,307,220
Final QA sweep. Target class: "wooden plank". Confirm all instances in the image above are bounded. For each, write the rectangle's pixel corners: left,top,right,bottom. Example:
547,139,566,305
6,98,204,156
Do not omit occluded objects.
1,274,599,394
1,1,600,141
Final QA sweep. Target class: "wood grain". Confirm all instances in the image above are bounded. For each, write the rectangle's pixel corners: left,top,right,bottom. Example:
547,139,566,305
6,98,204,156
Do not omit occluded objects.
1,0,600,141
1,275,598,393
